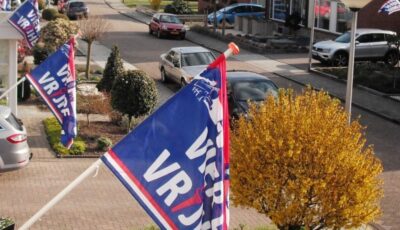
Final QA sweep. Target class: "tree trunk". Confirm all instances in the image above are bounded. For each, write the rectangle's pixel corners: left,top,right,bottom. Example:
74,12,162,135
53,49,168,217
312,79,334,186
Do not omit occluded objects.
87,114,90,126
127,115,132,134
86,41,93,79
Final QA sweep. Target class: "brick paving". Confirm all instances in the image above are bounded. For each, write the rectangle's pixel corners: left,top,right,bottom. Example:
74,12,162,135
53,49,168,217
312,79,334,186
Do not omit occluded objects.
0,105,272,229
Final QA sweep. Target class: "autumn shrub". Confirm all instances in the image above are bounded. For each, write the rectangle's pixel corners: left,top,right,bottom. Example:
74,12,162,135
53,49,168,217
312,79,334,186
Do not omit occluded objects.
77,93,112,125
38,0,46,10
43,117,86,155
230,88,383,230
40,18,79,50
149,0,162,11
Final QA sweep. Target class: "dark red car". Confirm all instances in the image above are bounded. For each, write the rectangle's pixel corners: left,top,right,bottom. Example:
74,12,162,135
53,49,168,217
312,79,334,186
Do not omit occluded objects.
149,13,186,40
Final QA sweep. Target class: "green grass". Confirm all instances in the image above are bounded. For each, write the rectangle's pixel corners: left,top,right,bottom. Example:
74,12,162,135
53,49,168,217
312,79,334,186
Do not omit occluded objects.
123,0,198,13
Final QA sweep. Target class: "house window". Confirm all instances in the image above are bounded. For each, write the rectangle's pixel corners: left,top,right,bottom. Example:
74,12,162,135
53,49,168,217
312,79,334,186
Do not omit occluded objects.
336,2,352,33
315,0,330,30
271,0,306,25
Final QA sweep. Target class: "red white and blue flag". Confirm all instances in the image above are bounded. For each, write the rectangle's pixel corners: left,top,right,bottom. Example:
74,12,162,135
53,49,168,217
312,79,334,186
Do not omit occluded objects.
101,55,230,229
379,0,400,15
26,38,77,149
8,0,40,49
0,0,11,11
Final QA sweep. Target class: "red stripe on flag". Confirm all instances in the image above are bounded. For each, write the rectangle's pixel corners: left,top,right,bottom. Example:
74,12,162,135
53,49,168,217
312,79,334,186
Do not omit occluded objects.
107,149,178,230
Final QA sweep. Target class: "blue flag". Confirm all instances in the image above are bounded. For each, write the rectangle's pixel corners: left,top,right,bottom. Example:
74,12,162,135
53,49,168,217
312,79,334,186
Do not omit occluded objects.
379,0,400,15
26,38,77,148
8,0,40,49
1,0,11,11
101,56,230,229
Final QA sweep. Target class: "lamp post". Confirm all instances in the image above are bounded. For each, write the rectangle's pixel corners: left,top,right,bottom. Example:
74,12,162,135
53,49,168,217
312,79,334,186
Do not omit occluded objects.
340,0,372,123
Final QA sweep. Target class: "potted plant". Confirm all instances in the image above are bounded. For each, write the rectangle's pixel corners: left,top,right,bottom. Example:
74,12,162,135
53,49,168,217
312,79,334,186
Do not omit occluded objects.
0,217,15,230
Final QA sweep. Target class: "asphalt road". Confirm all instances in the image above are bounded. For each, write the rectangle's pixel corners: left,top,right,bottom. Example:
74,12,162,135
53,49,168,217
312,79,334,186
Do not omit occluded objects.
85,0,400,228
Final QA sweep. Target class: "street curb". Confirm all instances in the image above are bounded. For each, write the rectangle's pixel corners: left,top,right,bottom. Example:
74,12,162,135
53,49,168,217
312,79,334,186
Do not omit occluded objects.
273,72,400,125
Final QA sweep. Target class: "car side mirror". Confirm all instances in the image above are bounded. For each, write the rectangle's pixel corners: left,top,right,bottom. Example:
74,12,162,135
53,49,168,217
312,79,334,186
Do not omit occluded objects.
355,40,360,45
154,18,159,23
173,60,180,67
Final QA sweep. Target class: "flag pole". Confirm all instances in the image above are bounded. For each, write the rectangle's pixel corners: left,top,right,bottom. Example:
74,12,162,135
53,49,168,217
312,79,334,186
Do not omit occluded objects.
19,159,103,230
0,76,26,100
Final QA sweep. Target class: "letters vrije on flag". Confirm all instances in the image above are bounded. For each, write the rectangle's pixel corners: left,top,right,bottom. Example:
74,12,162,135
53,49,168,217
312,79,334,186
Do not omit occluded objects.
8,0,40,49
101,44,239,230
379,0,400,15
26,38,77,148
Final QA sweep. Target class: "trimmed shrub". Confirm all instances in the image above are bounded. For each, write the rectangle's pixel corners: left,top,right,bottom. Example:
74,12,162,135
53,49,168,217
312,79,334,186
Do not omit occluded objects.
97,137,112,151
97,45,124,92
43,117,86,155
32,42,55,65
111,70,157,131
54,13,69,20
40,18,79,50
42,8,59,21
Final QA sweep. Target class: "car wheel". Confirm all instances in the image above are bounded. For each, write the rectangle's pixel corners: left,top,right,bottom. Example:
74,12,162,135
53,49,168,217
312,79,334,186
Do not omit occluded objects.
332,51,348,67
180,78,187,88
160,68,167,82
157,30,162,39
149,26,153,35
384,51,399,67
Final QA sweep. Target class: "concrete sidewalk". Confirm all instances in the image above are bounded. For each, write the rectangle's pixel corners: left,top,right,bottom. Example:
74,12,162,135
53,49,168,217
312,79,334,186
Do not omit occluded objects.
105,0,400,125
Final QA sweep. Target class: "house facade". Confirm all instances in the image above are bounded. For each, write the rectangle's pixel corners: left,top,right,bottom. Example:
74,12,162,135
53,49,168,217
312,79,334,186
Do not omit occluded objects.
199,0,400,37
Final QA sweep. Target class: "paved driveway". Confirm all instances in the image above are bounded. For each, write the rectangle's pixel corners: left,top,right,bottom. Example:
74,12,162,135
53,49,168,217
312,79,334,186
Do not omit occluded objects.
0,106,272,229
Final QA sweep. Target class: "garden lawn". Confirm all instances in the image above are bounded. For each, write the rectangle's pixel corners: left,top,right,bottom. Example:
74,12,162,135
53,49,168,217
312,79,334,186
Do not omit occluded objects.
123,0,198,13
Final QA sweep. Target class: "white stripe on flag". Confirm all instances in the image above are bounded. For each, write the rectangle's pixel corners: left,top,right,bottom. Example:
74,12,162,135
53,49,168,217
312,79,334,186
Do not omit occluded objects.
103,153,173,230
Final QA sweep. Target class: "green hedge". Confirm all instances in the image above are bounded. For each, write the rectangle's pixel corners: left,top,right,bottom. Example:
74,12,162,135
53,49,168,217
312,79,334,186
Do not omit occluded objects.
43,117,86,155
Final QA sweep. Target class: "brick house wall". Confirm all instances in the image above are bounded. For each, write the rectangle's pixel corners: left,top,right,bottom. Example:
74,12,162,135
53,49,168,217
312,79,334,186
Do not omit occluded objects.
198,0,251,13
358,0,400,35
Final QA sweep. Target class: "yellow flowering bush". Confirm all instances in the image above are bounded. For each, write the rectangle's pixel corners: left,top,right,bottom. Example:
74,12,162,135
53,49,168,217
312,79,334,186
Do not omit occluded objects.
230,88,383,230
149,0,162,11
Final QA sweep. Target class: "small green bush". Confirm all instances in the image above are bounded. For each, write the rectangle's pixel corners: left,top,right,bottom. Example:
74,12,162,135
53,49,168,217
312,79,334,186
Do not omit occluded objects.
0,217,14,230
43,117,86,155
42,8,59,21
97,137,112,151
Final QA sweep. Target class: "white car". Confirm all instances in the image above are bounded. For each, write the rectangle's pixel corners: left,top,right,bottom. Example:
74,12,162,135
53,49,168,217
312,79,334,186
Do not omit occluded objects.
0,106,31,172
159,46,216,87
312,28,399,66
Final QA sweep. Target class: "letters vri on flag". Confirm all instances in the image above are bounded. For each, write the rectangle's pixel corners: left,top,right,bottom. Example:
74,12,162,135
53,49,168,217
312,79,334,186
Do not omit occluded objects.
101,54,231,229
26,38,77,148
8,0,40,49
379,0,400,15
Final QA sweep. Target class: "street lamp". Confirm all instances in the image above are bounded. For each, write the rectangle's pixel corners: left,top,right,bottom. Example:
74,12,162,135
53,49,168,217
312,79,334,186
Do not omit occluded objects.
341,0,372,123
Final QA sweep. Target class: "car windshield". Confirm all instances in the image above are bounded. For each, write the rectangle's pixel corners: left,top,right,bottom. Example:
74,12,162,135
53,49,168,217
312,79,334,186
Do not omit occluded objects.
70,2,85,7
181,52,215,67
335,32,352,43
232,80,277,101
160,15,182,24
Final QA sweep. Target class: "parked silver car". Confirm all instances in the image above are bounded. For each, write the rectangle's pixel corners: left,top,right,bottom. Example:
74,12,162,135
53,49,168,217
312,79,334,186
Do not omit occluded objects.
312,28,399,66
159,46,216,87
0,106,31,172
